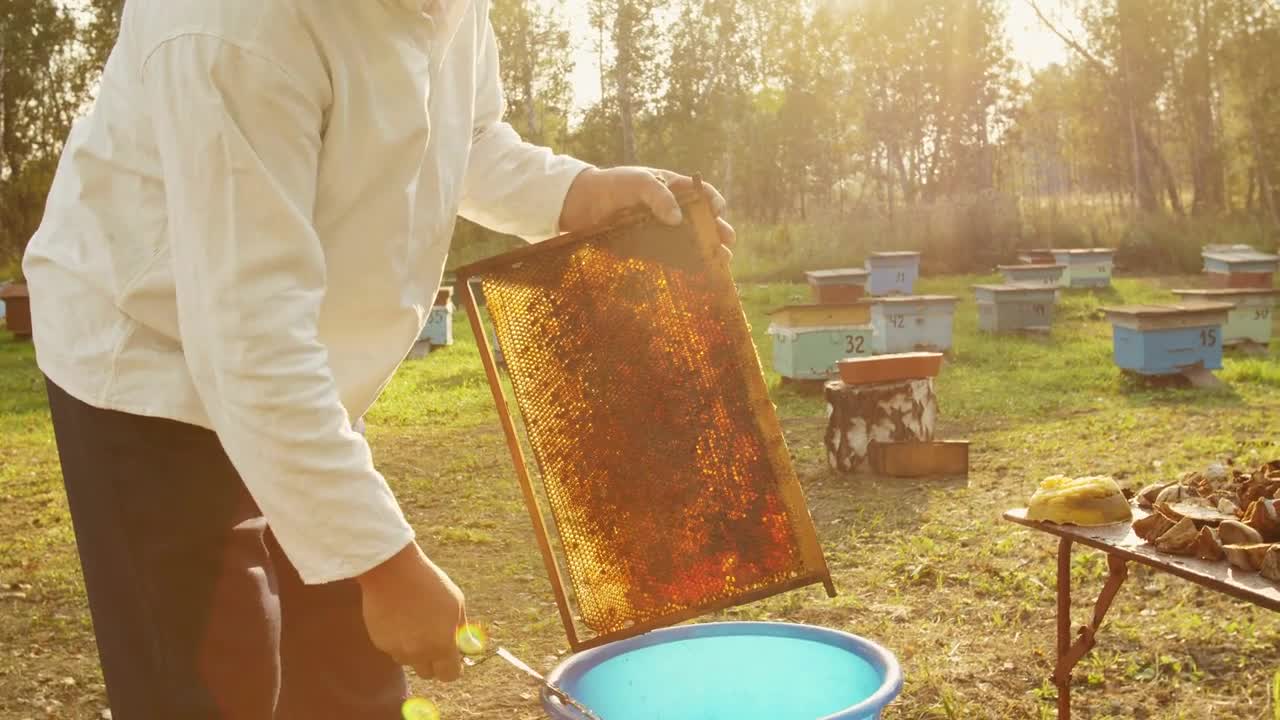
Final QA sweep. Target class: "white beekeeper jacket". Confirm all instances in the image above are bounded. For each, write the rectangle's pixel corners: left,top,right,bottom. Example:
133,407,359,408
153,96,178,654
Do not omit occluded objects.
23,0,591,583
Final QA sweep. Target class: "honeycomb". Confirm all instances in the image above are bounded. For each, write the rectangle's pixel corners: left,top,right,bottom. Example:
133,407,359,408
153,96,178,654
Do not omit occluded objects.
462,195,832,638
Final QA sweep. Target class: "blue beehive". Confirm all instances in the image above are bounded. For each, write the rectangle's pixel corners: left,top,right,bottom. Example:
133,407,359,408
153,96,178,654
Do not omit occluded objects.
767,304,875,380
973,284,1057,333
865,252,920,296
1052,249,1115,288
870,296,958,354
419,286,454,347
1103,303,1233,376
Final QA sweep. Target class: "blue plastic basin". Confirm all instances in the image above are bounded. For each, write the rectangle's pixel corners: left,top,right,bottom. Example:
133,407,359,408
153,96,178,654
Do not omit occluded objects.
542,622,903,720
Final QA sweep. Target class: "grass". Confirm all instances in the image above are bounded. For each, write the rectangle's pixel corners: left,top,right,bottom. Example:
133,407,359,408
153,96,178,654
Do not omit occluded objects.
3,273,1280,719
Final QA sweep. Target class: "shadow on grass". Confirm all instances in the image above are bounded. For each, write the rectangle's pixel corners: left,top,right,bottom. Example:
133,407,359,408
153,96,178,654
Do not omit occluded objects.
1115,370,1245,409
1063,285,1125,304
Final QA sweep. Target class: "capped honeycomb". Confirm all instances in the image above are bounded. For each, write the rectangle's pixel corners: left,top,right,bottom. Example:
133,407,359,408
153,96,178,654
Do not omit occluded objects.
459,194,832,641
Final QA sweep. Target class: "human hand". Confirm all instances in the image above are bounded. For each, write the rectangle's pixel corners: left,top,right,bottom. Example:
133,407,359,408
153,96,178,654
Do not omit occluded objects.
558,167,736,254
356,541,466,682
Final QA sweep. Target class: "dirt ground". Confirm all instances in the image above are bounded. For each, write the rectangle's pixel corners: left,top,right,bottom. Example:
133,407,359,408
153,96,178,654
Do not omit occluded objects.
3,275,1280,719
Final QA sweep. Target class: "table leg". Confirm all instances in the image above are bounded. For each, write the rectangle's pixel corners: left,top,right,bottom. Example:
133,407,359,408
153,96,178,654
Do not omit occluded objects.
1056,539,1072,720
1053,542,1129,720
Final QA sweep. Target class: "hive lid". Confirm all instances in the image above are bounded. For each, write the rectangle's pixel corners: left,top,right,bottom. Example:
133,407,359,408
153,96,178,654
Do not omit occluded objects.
805,268,869,280
871,295,959,305
1103,302,1235,317
971,284,1056,294
997,263,1065,271
1052,248,1116,256
836,352,944,385
455,189,834,651
1202,243,1257,254
767,302,869,314
1171,288,1280,298
0,283,27,300
867,251,921,258
1202,249,1280,263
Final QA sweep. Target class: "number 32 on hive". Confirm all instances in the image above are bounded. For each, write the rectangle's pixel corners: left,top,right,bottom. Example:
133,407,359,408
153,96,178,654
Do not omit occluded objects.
845,335,865,353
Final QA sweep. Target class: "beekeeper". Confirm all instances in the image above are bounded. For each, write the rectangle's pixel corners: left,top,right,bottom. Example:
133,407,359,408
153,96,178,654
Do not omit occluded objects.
21,1,733,717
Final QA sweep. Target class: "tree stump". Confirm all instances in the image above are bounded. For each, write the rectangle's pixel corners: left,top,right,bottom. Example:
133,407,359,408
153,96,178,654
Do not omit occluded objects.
824,378,938,474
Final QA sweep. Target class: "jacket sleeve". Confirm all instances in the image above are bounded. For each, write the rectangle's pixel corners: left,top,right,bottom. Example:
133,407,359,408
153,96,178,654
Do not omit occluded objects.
141,35,414,585
458,14,593,242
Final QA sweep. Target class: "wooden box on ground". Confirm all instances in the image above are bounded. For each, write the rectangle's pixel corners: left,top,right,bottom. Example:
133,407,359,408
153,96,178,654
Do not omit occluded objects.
998,263,1065,292
1202,248,1279,289
1103,303,1233,376
870,296,959,354
419,286,455,347
1052,248,1115,289
805,269,869,304
973,284,1057,333
869,441,970,478
1172,288,1278,347
865,252,921,296
0,283,31,338
824,378,938,474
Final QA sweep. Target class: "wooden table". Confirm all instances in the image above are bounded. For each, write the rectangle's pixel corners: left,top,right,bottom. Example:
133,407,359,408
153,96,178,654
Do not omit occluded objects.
1003,507,1280,719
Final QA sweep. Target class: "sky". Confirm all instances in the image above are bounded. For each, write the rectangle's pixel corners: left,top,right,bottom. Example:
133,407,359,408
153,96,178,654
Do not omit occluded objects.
561,0,1078,114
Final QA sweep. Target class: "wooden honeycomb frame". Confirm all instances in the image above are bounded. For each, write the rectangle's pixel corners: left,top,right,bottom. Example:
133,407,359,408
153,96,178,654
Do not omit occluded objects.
455,187,834,650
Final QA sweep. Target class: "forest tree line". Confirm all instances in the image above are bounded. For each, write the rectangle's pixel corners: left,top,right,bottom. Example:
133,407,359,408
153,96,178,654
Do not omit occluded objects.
2,0,1278,276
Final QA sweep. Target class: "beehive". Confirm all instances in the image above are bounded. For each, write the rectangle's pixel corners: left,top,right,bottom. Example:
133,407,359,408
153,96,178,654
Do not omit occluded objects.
973,284,1057,333
419,286,454,347
1103,303,1233,375
767,304,874,381
1202,247,1279,289
1172,288,1279,347
870,296,959,354
1019,248,1057,265
0,283,30,338
1052,248,1115,288
865,252,921,296
998,263,1065,292
824,378,938,474
455,190,834,650
804,269,869,304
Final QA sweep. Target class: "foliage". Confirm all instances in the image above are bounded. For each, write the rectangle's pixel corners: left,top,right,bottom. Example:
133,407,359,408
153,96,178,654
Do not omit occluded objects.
2,0,1279,277
0,0,94,274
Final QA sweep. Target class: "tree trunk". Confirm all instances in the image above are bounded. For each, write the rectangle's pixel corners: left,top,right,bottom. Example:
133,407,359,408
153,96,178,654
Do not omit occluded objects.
1136,124,1184,215
1250,115,1279,226
519,11,540,145
1187,0,1225,214
1119,33,1156,212
614,1,637,164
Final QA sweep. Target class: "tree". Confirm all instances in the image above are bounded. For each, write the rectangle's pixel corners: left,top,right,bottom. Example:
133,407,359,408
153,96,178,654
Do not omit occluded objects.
0,0,97,265
490,0,574,148
587,0,665,164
